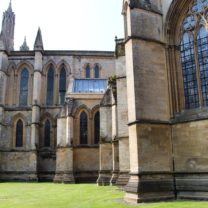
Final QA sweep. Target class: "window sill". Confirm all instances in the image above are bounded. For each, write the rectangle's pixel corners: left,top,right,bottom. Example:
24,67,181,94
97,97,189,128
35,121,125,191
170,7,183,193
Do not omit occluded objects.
172,107,208,124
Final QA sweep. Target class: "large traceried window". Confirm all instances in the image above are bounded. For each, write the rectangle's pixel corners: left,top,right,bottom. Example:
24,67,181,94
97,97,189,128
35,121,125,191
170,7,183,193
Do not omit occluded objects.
19,68,29,106
44,119,51,147
46,66,54,105
59,66,66,105
94,111,100,144
16,119,23,147
180,0,208,109
80,111,88,144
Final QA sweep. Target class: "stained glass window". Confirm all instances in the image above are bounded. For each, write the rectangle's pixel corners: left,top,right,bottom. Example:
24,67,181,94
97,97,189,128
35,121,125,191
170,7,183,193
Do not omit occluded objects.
86,65,90,78
44,119,51,147
94,65,100,78
19,68,29,106
46,66,54,105
16,119,23,147
94,111,100,144
80,111,88,144
180,0,208,109
59,66,66,105
180,33,199,109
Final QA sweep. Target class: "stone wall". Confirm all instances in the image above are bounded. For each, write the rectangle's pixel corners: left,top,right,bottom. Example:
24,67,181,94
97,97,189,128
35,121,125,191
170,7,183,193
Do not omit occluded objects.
73,147,99,183
0,151,37,181
172,120,208,199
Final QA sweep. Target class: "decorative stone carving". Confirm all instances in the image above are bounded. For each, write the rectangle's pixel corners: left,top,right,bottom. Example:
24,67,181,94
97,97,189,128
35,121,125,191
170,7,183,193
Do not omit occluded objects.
129,0,151,10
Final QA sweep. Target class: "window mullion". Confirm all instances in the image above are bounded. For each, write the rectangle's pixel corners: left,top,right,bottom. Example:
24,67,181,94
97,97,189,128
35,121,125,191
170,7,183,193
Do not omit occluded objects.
194,40,203,107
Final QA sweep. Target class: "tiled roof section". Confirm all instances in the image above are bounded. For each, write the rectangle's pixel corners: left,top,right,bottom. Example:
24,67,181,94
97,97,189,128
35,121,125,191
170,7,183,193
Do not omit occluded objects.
73,79,107,93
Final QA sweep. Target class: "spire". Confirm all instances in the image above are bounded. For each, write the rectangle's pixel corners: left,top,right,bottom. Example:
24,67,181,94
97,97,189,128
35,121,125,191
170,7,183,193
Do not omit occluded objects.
1,0,15,51
34,27,44,51
20,36,29,51
7,0,12,13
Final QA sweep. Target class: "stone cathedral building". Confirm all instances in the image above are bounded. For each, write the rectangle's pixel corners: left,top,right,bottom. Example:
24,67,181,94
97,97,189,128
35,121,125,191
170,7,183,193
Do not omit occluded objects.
1,0,208,204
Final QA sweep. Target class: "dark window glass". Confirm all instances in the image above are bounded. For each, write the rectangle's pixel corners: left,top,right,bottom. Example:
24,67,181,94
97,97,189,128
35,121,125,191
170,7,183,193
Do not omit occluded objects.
59,67,66,105
94,111,100,144
94,65,100,78
16,119,23,147
80,111,88,144
180,33,199,109
86,65,90,78
197,27,208,106
19,68,29,106
44,119,51,147
47,66,54,105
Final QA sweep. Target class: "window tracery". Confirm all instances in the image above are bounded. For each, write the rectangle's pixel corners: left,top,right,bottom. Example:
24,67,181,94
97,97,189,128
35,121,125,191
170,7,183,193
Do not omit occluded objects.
180,0,208,109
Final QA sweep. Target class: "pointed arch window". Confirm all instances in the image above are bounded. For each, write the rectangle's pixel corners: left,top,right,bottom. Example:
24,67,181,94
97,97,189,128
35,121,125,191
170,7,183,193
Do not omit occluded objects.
44,119,51,147
94,65,100,78
180,0,208,109
16,119,23,147
85,65,90,78
59,66,66,105
19,68,29,106
80,111,88,144
46,66,54,105
94,111,100,144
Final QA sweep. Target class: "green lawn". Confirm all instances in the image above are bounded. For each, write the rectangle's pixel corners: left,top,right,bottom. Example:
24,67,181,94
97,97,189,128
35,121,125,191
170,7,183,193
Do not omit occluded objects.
0,183,208,208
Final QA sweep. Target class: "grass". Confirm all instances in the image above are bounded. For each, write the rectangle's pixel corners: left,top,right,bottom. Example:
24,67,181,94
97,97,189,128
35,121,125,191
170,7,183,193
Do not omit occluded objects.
0,183,208,208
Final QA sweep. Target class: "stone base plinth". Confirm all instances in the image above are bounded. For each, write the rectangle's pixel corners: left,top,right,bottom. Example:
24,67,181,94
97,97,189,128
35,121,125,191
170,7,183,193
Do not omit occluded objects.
110,171,119,185
54,171,75,183
97,171,112,186
116,171,130,187
0,172,38,182
54,147,74,183
124,173,174,203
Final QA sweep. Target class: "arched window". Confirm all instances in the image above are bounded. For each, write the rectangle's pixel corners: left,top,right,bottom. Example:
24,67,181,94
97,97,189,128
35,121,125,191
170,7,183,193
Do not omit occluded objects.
180,0,208,109
44,119,51,147
19,68,29,106
59,66,66,105
94,65,100,78
46,66,54,105
85,65,90,78
16,119,23,147
94,111,100,144
80,111,88,144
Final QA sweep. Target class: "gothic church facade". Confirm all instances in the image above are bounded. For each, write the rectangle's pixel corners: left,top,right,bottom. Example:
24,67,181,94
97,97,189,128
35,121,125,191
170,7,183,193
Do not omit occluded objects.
1,0,208,205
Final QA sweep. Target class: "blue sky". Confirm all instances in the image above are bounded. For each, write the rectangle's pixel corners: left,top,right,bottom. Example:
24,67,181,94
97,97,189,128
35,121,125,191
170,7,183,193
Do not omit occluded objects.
0,0,124,51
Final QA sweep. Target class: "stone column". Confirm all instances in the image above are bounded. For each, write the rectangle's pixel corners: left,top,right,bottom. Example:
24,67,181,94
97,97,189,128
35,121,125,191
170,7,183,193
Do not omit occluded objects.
31,52,42,149
54,99,75,183
123,1,174,203
97,89,114,185
30,51,43,181
110,103,119,185
0,51,8,136
114,39,130,187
